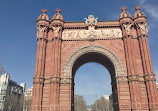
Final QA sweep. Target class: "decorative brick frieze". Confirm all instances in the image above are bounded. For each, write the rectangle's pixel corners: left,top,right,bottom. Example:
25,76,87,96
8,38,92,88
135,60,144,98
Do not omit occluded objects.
149,103,158,110
36,37,48,41
128,75,139,81
116,75,154,82
31,105,42,111
144,74,156,81
33,77,73,84
33,76,44,84
131,103,142,110
119,104,131,109
60,106,71,111
49,105,60,111
44,76,61,84
138,76,145,82
60,77,72,84
141,104,149,109
116,76,128,83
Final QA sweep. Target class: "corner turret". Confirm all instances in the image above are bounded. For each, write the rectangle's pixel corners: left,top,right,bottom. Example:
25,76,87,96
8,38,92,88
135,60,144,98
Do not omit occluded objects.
119,7,133,36
133,6,147,36
50,8,64,38
36,9,49,38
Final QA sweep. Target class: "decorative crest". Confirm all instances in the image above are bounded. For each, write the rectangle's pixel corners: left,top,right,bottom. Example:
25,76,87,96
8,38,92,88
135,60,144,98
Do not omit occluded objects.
37,9,49,21
119,6,131,19
85,15,98,26
42,9,48,13
56,8,61,13
135,6,140,11
121,6,127,11
134,6,146,18
52,8,64,21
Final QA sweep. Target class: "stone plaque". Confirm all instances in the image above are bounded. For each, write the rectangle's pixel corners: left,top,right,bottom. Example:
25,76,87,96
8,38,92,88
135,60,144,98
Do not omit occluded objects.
62,29,122,39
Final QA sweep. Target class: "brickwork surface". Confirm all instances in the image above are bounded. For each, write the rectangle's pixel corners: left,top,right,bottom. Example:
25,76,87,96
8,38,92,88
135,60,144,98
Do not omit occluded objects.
31,7,158,111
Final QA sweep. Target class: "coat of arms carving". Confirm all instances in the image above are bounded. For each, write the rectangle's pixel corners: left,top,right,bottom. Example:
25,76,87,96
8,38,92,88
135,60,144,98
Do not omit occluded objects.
85,15,98,26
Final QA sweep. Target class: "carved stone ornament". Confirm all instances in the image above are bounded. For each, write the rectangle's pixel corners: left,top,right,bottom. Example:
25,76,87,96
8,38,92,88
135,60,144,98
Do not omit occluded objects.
123,23,132,35
62,29,122,39
63,45,125,77
85,15,98,26
137,22,147,35
52,26,62,37
36,25,47,38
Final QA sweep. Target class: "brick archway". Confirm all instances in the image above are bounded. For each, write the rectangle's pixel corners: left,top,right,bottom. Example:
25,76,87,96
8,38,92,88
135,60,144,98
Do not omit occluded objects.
63,44,125,111
31,7,158,111
63,44,125,78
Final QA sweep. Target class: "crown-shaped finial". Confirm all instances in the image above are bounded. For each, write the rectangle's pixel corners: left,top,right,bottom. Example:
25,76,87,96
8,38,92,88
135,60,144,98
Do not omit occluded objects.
37,9,49,21
51,8,64,21
56,8,61,13
42,9,48,13
121,6,127,11
135,6,140,11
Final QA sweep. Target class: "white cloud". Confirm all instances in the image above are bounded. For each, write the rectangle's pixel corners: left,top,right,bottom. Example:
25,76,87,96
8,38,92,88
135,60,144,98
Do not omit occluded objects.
138,0,158,19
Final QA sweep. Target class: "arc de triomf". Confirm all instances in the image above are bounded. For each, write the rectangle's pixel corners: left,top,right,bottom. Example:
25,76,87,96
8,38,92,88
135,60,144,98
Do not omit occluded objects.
31,6,158,111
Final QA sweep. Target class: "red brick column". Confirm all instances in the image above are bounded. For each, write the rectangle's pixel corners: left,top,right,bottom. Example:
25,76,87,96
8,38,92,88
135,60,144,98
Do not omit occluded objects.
31,19,49,111
49,18,64,110
135,20,158,110
60,78,72,111
120,17,142,110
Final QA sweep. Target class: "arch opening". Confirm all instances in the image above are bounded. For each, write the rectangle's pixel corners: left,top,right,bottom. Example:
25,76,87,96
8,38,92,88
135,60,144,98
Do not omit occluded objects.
74,62,114,111
63,45,125,111
71,52,118,111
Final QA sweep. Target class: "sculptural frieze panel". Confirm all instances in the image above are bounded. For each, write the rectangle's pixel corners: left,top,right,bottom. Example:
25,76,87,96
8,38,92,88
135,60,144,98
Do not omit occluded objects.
62,29,122,40
137,22,147,35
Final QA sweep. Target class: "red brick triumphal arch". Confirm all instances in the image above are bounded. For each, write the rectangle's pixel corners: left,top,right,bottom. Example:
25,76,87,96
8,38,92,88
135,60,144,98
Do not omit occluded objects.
31,7,158,111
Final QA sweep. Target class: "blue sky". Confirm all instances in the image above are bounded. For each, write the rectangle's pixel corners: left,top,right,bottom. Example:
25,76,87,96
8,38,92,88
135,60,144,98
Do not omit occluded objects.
0,0,158,105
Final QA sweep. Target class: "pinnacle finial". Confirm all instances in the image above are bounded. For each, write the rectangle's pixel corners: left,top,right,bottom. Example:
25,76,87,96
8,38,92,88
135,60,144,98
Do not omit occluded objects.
56,8,61,13
121,6,127,11
42,9,48,13
135,6,140,11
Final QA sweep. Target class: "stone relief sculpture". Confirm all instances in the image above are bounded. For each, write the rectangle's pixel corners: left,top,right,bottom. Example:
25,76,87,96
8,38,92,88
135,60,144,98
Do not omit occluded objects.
123,23,132,35
85,15,98,26
36,25,47,38
137,22,147,35
62,29,122,39
52,26,62,37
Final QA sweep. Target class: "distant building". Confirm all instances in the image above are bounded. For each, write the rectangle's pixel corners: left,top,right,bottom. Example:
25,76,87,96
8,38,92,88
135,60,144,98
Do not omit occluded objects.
24,87,33,100
104,95,110,101
0,73,26,111
23,87,33,111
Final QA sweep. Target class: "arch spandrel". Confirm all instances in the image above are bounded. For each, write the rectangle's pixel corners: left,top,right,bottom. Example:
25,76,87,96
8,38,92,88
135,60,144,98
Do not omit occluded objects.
63,44,125,78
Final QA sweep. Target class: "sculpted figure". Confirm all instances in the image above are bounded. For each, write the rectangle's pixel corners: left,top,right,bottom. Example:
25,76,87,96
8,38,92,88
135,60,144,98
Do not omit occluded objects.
52,26,62,37
138,22,147,35
123,23,132,35
36,25,47,38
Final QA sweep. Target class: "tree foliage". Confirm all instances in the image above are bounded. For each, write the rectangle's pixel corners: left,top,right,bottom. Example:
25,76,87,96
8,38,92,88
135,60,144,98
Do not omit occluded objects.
4,94,24,111
23,97,32,111
74,94,87,111
92,96,113,111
